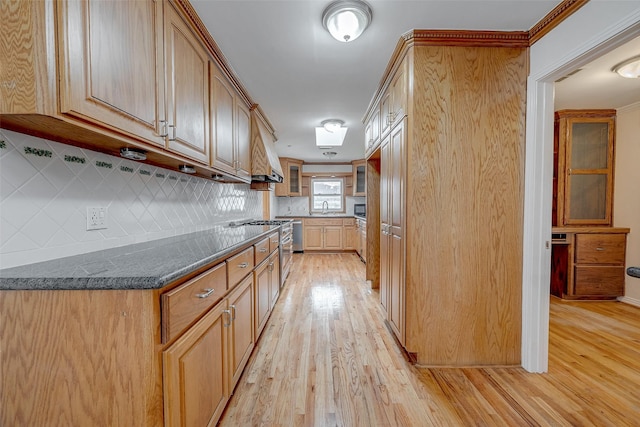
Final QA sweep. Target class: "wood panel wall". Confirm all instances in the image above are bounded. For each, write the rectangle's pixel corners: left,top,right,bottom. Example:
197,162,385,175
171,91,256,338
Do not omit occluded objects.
406,45,527,365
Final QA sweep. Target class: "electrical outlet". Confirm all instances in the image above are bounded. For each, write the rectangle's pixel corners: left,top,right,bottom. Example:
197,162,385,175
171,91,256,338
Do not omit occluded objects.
86,207,107,231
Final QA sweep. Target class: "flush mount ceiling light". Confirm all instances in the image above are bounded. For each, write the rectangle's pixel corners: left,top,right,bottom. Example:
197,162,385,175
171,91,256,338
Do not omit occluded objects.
323,151,338,159
322,0,372,43
120,147,147,161
179,164,196,174
612,55,640,78
316,119,347,148
322,119,344,133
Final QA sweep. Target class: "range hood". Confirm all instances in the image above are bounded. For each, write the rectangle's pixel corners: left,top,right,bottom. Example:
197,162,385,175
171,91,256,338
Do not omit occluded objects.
251,110,283,185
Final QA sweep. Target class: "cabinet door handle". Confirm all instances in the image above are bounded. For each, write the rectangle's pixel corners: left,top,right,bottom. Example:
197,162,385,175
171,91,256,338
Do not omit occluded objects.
230,304,236,321
223,309,232,327
168,124,177,141
158,120,168,137
238,262,249,268
195,288,215,298
268,262,274,272
596,247,605,251
259,247,268,253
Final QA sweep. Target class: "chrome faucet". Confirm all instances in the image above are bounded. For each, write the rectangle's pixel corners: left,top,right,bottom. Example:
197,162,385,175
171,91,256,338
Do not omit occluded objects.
321,201,329,214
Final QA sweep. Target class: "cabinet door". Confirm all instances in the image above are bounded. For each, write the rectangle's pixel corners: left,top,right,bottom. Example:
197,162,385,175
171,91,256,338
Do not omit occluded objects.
389,234,404,344
303,226,324,250
253,260,271,338
228,275,254,391
211,65,235,174
58,0,165,146
235,101,252,182
289,161,302,195
268,252,280,310
323,226,343,250
390,62,407,125
164,3,209,163
163,301,229,427
343,226,357,250
211,66,236,175
354,164,366,196
380,91,392,137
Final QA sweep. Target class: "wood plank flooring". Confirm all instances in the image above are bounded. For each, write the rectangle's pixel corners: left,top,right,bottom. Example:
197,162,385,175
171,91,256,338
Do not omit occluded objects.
219,253,640,426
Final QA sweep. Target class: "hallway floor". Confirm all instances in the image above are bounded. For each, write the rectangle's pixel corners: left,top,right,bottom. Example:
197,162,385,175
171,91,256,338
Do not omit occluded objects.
219,253,640,426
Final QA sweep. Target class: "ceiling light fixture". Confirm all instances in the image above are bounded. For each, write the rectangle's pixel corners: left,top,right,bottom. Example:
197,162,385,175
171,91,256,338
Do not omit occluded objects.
322,119,344,133
612,55,640,78
323,151,338,159
322,0,372,43
120,147,147,161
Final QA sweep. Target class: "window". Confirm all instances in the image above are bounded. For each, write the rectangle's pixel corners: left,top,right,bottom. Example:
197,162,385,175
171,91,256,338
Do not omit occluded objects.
311,178,343,213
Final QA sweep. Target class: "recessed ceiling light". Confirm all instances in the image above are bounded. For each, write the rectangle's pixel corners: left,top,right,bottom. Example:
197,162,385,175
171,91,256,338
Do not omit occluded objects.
612,55,640,78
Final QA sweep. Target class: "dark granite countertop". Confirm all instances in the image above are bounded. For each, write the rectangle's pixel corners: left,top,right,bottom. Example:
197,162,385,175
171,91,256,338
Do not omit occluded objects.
628,267,640,279
0,224,279,291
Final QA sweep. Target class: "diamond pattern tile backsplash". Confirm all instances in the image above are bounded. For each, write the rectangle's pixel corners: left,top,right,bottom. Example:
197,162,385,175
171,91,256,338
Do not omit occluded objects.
0,129,262,268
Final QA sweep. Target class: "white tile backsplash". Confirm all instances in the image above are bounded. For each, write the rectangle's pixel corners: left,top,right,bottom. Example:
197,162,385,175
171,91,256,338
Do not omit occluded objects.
0,129,262,268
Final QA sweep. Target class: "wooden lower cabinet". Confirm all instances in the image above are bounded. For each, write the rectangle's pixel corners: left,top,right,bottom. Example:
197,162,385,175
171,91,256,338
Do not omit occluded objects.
551,227,629,299
227,275,255,392
163,299,229,427
254,250,281,338
303,218,344,250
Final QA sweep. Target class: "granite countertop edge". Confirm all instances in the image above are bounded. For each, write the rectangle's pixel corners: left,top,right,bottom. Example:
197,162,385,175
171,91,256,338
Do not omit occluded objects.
0,225,279,291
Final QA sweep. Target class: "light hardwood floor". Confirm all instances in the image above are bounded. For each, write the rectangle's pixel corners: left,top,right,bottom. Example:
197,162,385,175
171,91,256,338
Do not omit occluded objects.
219,253,640,426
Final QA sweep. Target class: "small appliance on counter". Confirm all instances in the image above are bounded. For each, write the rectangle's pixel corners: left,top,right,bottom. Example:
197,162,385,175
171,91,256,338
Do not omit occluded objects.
354,203,366,218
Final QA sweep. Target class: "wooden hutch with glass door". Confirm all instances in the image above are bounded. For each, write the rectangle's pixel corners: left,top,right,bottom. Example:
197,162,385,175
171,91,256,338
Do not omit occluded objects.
551,109,630,300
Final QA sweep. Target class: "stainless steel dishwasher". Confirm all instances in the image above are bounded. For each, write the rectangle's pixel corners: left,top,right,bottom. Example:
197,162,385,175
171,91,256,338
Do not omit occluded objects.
292,220,303,252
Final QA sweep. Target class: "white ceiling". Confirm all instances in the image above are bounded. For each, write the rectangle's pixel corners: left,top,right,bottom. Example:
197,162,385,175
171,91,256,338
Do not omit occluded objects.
189,0,638,163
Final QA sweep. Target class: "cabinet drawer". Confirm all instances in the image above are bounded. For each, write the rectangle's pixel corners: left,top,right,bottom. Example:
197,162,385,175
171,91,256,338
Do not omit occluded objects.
574,266,625,296
254,237,270,265
269,232,279,253
343,218,356,226
161,262,226,343
227,246,255,288
575,234,626,265
305,218,342,226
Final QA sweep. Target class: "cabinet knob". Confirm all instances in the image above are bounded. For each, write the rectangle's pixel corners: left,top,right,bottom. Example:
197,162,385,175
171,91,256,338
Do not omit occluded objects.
238,262,249,268
259,247,268,253
195,288,215,298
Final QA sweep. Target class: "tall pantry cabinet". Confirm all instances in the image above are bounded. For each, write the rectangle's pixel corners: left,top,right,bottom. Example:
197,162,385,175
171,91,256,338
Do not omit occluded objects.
365,31,528,366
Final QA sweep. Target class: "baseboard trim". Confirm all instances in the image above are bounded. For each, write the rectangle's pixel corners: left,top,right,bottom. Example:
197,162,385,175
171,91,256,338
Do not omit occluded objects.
617,296,640,308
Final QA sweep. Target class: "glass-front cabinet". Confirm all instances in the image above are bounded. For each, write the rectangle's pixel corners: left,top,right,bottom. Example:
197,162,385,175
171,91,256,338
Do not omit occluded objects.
352,159,366,196
275,158,303,196
553,110,616,226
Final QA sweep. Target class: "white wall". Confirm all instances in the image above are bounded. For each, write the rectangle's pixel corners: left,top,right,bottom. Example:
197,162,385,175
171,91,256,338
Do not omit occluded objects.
524,0,640,372
615,102,640,303
0,129,262,268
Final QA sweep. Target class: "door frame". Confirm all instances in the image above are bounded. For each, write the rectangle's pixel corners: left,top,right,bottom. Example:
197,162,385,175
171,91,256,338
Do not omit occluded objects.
522,12,640,373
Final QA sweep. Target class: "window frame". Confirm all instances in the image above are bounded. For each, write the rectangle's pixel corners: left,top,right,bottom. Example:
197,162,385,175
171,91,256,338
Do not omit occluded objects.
309,176,345,214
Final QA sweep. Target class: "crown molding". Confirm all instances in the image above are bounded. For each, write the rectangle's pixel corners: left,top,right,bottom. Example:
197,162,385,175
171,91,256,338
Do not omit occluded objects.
529,0,590,45
403,29,530,48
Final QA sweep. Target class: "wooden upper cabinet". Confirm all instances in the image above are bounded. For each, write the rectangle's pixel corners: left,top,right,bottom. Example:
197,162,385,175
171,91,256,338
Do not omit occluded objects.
554,110,616,226
164,2,210,164
352,159,366,196
210,63,252,182
235,101,251,181
275,158,303,196
57,0,165,146
211,65,236,174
